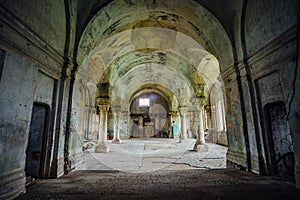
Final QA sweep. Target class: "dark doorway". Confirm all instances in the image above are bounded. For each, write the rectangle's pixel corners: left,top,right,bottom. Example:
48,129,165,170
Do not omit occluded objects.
25,103,50,181
264,101,295,179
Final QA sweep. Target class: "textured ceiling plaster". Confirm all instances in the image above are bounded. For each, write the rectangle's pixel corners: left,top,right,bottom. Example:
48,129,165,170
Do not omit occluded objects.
82,28,219,96
77,0,230,109
78,0,233,66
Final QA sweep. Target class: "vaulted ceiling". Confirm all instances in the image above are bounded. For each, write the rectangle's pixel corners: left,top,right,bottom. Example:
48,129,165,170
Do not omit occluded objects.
74,0,242,109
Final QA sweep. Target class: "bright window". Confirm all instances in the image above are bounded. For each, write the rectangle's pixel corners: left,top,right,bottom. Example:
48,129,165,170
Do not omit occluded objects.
139,98,150,107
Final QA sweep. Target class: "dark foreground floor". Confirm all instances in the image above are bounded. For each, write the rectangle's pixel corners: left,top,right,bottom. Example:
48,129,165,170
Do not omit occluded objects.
16,169,300,200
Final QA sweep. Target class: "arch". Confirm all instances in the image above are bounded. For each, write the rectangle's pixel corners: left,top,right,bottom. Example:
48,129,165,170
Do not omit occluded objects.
77,0,233,70
128,87,174,112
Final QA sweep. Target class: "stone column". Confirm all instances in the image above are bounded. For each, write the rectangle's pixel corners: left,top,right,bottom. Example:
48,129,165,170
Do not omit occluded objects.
211,105,217,143
193,98,208,152
170,111,178,138
128,114,133,138
94,99,110,153
138,115,144,137
112,109,121,144
180,106,188,141
155,115,160,136
198,107,206,144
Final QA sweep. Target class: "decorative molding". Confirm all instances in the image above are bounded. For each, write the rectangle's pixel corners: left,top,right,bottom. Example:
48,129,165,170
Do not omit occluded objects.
0,168,24,187
220,64,235,79
96,97,110,105
226,149,247,167
0,168,25,200
222,25,297,80
0,5,64,78
179,106,188,113
247,25,297,65
96,97,111,112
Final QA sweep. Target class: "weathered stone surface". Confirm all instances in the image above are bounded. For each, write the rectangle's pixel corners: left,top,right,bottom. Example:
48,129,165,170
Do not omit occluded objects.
15,169,300,200
94,143,109,153
0,0,299,199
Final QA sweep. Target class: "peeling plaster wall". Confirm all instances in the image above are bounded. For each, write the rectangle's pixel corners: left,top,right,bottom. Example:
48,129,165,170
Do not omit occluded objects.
208,81,227,146
223,0,299,175
0,48,60,199
249,34,298,175
0,0,66,55
245,0,299,57
222,70,247,168
0,49,35,199
1,0,300,198
0,1,69,199
70,70,100,169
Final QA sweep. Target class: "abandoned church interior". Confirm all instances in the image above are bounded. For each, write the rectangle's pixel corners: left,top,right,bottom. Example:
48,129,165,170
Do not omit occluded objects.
0,0,300,199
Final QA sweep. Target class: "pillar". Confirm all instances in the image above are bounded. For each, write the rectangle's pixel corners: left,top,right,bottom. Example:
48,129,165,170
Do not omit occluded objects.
198,107,206,144
180,106,188,141
94,99,110,153
193,98,208,152
112,109,121,144
170,111,179,138
138,115,144,137
155,115,160,136
211,105,217,143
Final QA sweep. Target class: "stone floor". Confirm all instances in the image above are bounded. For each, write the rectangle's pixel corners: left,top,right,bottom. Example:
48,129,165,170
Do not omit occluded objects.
85,138,227,172
16,139,300,200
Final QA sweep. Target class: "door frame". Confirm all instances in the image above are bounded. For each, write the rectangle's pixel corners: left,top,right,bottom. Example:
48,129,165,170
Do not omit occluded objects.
26,102,51,179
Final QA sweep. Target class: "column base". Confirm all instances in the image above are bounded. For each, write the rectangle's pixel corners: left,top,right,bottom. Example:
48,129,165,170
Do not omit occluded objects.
112,138,121,144
94,142,109,153
179,138,189,143
194,143,208,152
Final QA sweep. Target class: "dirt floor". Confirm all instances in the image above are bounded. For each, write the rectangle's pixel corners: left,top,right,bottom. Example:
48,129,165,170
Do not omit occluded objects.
16,168,300,200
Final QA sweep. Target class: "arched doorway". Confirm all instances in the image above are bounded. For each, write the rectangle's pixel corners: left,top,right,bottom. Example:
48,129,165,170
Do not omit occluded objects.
129,92,171,138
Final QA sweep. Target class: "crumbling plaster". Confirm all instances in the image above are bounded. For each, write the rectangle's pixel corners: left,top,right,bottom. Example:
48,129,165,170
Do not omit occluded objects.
77,0,233,69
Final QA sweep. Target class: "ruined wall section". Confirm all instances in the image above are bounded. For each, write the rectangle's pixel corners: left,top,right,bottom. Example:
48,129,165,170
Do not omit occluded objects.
221,66,247,169
0,47,61,200
245,0,298,58
0,0,66,56
0,1,67,199
243,0,299,176
248,27,298,177
223,0,299,176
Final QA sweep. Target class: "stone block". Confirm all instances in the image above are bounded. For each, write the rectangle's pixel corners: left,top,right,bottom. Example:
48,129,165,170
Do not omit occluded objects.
94,143,109,153
112,139,121,144
194,144,209,152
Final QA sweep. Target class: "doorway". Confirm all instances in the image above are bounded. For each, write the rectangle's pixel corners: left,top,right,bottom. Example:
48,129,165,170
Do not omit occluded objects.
25,103,50,181
129,92,171,138
264,101,295,179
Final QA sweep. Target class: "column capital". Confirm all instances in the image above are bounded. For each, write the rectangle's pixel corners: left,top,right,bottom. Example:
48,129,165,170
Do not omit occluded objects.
96,97,110,105
96,97,110,111
111,105,121,113
169,111,179,117
179,106,189,113
193,97,206,108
